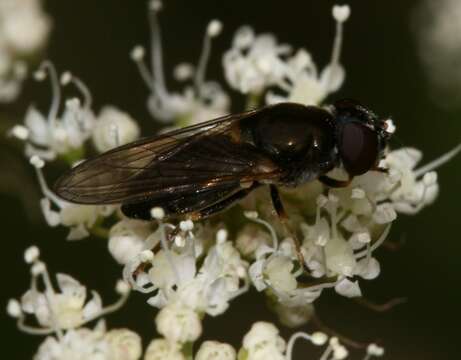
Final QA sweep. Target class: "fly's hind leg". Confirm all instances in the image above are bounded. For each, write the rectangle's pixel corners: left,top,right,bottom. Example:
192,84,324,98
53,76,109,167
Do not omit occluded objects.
318,175,352,188
269,185,307,271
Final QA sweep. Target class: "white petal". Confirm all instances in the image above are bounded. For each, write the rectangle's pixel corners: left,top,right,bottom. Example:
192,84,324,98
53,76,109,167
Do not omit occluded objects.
83,291,103,319
249,260,267,291
356,257,381,280
67,224,90,241
335,278,362,298
40,198,61,227
373,203,397,224
320,64,345,93
56,273,86,299
24,106,49,146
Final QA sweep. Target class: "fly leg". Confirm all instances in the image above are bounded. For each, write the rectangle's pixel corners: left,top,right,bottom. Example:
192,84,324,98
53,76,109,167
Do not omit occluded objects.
191,184,260,220
269,185,307,271
318,175,352,188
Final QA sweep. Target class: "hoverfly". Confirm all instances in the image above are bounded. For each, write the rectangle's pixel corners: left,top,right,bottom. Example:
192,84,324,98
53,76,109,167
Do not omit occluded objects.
54,99,392,227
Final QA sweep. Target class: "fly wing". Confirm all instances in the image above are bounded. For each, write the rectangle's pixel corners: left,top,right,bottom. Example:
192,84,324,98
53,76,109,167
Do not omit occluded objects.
54,109,280,205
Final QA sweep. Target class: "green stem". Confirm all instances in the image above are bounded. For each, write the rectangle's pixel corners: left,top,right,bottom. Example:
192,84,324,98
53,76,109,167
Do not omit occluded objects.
60,146,86,165
182,341,194,360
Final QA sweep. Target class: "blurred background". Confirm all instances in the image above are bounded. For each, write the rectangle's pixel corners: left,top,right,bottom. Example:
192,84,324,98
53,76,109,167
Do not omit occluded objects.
1,0,460,358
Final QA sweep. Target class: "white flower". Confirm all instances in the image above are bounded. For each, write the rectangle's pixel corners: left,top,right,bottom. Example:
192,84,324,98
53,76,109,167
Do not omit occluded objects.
324,234,357,277
20,63,96,160
382,148,439,214
155,303,202,343
40,197,113,241
21,273,103,329
12,247,130,336
265,7,349,106
195,341,236,360
132,5,229,124
223,26,290,95
34,326,109,360
29,157,114,240
241,322,286,360
33,323,141,360
264,254,297,293
144,339,185,360
92,106,140,153
108,220,152,265
105,329,142,360
124,226,249,316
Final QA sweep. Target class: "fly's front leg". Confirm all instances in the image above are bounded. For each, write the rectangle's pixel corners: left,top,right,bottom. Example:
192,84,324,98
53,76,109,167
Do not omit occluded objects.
269,185,307,271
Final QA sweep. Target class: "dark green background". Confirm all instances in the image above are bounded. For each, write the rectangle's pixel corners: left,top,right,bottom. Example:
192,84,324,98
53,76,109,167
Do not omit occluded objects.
1,0,460,358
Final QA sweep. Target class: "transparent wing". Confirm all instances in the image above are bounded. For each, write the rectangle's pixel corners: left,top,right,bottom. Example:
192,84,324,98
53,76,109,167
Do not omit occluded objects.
54,109,280,205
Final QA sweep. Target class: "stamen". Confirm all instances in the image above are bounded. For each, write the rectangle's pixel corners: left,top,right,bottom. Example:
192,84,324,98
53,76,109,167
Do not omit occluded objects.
174,235,186,247
319,344,334,360
414,143,461,177
81,281,130,324
37,61,62,129
355,224,391,258
179,220,194,232
216,228,228,244
363,344,385,360
29,156,67,207
148,0,168,99
61,71,93,109
9,125,29,140
115,280,131,295
151,207,165,220
6,299,22,318
194,19,222,94
174,63,194,81
24,246,40,264
244,211,279,249
36,262,64,340
131,45,155,90
17,315,54,335
140,250,154,262
325,5,350,92
286,332,314,360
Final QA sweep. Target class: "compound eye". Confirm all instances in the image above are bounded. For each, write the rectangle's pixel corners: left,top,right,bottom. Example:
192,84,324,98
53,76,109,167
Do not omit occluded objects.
339,122,379,176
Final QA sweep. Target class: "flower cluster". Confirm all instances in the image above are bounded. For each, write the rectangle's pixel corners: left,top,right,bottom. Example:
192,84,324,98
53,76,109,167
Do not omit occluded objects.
10,63,140,162
6,1,461,359
0,0,50,102
7,246,137,360
122,214,249,317
131,1,229,125
144,320,385,360
7,248,385,359
224,5,349,107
